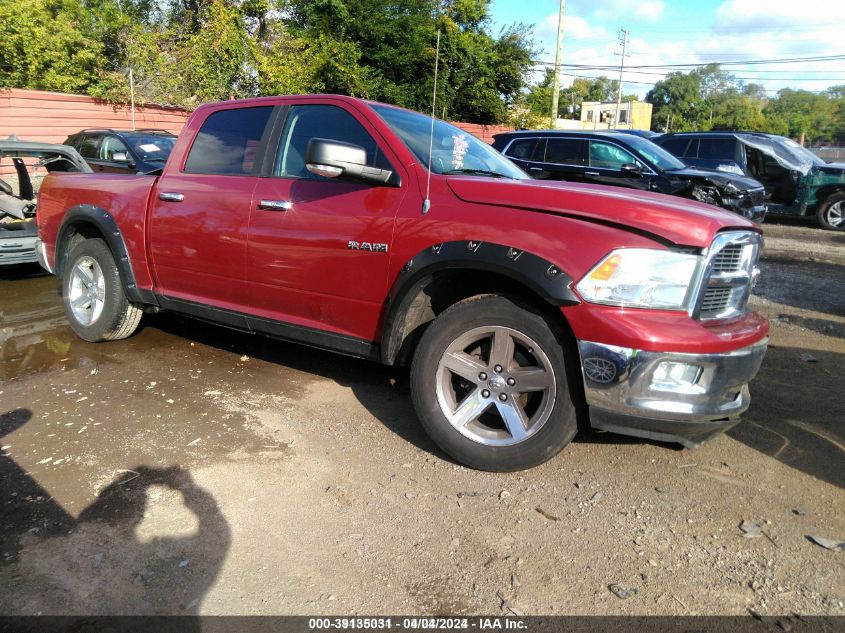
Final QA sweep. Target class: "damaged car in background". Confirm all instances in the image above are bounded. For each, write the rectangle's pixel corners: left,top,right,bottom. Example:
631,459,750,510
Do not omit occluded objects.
0,139,91,266
492,130,767,222
656,131,845,230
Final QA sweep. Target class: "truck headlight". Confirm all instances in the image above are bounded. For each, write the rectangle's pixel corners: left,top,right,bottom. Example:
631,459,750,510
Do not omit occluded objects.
576,249,701,310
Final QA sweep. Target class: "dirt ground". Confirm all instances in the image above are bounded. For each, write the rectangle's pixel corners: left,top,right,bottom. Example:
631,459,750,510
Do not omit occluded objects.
0,219,843,617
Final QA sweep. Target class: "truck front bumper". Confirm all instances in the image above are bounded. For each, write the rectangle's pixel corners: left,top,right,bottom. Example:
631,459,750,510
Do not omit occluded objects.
577,338,768,448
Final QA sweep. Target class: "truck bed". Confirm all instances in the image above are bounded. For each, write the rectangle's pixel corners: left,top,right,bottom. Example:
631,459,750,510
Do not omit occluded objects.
36,172,160,285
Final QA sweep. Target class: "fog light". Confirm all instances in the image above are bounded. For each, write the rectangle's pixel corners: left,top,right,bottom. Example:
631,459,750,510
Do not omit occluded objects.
651,361,702,391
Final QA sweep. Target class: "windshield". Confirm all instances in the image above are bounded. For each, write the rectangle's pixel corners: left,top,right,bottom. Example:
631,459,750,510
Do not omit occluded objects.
125,135,176,162
621,135,686,170
371,105,527,179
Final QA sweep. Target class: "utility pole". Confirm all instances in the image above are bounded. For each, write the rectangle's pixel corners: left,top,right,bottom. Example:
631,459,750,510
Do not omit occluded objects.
614,27,629,129
116,0,136,130
550,0,566,129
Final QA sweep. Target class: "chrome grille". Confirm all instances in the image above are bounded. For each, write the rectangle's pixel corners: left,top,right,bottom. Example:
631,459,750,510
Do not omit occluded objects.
692,231,762,320
711,244,743,272
700,287,734,315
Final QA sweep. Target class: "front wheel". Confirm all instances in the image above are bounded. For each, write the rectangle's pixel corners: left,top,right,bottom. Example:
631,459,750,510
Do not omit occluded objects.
817,193,845,231
62,238,143,342
410,296,577,471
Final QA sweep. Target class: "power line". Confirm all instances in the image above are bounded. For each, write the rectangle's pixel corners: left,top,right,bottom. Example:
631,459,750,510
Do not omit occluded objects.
530,53,845,70
538,70,835,93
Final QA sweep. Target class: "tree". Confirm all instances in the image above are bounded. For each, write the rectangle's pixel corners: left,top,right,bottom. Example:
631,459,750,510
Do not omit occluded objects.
284,0,536,123
0,0,535,122
646,71,703,132
763,88,839,142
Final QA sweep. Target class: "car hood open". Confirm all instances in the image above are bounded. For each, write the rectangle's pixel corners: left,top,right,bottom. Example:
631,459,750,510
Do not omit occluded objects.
446,176,757,249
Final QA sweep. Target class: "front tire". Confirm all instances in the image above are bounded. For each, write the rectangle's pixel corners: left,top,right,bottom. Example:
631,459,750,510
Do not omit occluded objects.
62,238,142,342
410,296,577,471
818,193,845,231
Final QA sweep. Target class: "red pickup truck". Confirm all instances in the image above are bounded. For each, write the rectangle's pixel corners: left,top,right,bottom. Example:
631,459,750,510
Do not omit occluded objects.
35,95,769,471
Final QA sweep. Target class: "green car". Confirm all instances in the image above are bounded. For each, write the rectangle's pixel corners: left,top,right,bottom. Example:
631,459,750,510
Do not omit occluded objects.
656,132,845,230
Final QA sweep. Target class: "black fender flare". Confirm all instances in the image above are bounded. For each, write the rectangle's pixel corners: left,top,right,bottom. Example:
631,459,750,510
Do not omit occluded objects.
381,240,580,364
55,204,157,306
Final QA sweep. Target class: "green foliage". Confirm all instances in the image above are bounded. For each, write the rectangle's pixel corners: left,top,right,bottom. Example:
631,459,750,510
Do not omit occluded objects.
643,66,844,142
0,0,108,93
0,0,535,122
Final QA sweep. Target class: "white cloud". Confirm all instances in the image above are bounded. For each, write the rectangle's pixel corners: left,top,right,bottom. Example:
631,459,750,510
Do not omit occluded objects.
524,0,845,97
714,0,845,28
534,12,609,45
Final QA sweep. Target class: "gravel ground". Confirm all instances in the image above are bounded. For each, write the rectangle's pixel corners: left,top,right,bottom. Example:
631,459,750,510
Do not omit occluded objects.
0,221,842,617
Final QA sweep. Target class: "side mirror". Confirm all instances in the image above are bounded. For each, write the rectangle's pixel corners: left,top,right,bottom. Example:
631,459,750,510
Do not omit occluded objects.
112,152,135,167
620,163,642,176
305,138,395,186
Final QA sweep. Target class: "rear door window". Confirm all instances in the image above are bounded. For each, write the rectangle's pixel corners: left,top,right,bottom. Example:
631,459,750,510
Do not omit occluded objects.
659,137,690,157
184,106,274,175
697,138,737,160
77,135,102,159
544,138,587,166
504,138,539,160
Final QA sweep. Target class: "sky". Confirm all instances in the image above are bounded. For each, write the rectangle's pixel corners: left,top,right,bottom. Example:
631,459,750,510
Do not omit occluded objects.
488,0,845,98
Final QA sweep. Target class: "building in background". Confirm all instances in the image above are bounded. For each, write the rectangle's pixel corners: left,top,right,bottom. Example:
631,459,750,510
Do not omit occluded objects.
572,100,653,131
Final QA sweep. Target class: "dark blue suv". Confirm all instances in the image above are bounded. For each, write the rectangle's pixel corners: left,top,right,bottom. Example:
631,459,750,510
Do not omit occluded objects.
493,130,766,222
656,131,845,230
64,129,177,175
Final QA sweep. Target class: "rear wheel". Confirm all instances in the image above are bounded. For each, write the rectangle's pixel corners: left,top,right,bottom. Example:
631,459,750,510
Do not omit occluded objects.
817,193,845,231
410,296,577,471
62,238,142,342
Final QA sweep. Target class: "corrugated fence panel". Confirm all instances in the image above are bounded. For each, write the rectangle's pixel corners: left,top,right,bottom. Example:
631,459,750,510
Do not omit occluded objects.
451,122,514,144
0,88,190,178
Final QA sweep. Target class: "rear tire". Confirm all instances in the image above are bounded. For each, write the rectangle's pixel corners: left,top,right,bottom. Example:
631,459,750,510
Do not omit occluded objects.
62,238,142,342
410,296,577,471
817,193,845,231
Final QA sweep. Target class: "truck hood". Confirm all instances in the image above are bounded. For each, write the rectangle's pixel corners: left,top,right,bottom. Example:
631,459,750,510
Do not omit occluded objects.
446,177,756,248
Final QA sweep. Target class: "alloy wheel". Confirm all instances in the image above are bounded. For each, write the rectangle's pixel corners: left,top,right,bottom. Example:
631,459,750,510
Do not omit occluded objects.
68,256,106,326
435,325,556,447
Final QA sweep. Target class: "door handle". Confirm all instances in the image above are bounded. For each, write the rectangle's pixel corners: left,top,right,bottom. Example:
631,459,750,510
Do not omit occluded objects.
585,171,600,176
159,192,184,202
528,167,543,172
257,200,293,212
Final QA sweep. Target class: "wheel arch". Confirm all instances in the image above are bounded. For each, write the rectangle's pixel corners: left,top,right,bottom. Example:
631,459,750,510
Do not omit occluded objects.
381,241,580,367
56,205,156,306
817,186,845,207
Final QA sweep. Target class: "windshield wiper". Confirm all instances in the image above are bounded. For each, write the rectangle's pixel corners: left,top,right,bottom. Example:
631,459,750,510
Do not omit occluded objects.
444,168,514,179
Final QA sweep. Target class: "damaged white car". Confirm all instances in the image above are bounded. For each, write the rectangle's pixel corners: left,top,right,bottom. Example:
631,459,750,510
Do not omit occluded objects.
0,140,91,266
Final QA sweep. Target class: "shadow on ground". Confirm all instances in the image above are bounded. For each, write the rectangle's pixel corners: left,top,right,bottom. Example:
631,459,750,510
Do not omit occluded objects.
147,313,454,462
731,345,845,489
0,408,230,617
